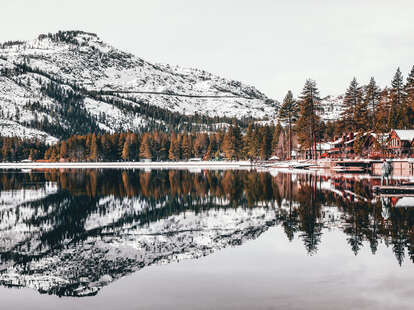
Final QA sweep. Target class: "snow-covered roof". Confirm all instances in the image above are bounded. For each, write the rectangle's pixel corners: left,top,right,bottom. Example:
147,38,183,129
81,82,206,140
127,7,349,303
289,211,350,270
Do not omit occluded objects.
331,138,343,144
395,197,414,208
394,130,414,141
319,142,332,151
269,155,280,160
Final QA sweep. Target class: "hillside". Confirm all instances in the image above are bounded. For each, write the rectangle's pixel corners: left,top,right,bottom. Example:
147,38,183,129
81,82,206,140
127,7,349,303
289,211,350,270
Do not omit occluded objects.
0,31,279,142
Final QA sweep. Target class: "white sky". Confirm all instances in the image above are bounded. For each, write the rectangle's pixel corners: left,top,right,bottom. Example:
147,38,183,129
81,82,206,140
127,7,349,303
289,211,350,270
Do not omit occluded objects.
1,0,413,100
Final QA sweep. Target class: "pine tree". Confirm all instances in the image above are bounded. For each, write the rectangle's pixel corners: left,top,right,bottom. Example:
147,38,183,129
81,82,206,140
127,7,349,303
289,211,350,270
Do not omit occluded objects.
354,89,368,132
121,139,131,161
139,133,153,159
243,122,256,161
375,88,392,132
341,78,362,132
296,79,321,159
389,67,407,129
59,141,67,160
259,126,272,160
158,134,169,161
364,77,381,129
168,133,180,161
206,134,218,159
405,65,414,125
279,90,299,159
222,124,241,160
232,123,242,158
181,134,192,160
89,133,99,162
271,122,283,155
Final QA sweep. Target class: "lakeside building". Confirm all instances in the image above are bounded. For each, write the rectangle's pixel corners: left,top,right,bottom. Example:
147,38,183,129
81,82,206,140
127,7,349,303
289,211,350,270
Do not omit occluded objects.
297,129,414,160
385,129,414,158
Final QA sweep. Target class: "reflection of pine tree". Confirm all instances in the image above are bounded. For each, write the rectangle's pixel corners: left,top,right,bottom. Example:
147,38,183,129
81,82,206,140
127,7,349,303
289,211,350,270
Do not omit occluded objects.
389,208,408,266
392,234,405,266
282,206,299,242
279,176,299,241
344,207,364,256
297,175,323,255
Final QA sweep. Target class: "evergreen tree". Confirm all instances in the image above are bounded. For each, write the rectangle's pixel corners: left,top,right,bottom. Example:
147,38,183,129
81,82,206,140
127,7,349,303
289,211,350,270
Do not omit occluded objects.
89,133,99,161
375,88,392,132
121,139,131,161
139,133,153,159
158,134,169,161
243,122,257,161
59,141,67,160
364,77,381,129
341,78,362,132
181,134,192,160
389,67,407,129
168,133,180,161
222,124,242,160
279,90,299,159
405,65,414,125
296,79,321,159
206,135,218,159
259,126,272,160
271,122,283,155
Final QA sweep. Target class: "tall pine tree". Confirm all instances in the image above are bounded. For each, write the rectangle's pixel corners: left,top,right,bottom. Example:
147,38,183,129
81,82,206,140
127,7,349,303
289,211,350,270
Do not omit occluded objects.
341,78,362,132
389,67,407,129
296,79,321,159
279,90,299,159
405,65,414,125
364,77,381,130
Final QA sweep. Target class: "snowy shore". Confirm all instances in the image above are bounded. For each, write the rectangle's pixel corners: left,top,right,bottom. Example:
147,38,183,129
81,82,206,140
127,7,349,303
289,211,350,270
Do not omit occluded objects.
0,161,255,170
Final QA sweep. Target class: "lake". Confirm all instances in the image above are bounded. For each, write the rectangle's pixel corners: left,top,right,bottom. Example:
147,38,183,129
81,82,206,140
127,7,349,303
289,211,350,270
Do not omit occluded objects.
0,168,413,310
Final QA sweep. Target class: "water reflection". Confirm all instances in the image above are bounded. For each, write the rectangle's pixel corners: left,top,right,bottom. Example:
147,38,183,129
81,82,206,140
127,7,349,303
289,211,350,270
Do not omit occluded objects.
0,169,413,297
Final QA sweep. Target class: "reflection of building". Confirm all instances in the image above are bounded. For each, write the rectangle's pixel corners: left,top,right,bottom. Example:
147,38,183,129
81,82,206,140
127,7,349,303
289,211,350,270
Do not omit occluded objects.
389,196,414,208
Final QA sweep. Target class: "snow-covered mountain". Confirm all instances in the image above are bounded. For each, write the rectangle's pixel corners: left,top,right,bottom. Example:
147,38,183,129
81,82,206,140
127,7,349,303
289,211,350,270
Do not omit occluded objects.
0,31,279,141
318,95,345,122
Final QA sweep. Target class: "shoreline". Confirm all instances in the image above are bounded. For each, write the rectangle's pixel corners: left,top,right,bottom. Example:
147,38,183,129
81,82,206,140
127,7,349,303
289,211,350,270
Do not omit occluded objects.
0,161,255,170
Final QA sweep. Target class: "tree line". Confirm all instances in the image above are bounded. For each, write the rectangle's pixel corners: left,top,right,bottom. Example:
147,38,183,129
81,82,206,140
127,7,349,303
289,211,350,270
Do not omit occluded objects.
40,124,280,162
278,65,414,158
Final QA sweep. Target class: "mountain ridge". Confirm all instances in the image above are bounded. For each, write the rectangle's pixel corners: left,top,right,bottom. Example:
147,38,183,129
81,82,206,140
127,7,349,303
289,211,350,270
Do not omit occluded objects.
0,30,280,142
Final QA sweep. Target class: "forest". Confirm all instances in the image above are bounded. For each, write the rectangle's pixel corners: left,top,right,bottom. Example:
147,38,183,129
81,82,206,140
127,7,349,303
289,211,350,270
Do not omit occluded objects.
1,64,414,162
0,124,279,162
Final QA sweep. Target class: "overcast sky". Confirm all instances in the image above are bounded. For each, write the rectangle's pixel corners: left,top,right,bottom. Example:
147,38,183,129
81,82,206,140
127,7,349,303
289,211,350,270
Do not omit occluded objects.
1,0,413,100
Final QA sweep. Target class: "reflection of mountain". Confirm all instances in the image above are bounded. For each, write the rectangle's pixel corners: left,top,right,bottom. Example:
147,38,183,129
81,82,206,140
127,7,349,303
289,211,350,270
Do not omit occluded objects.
0,202,275,296
0,170,277,296
0,169,414,297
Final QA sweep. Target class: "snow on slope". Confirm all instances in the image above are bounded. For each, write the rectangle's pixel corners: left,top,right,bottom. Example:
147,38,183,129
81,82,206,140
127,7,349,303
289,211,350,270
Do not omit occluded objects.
318,95,345,121
0,120,58,144
0,31,279,141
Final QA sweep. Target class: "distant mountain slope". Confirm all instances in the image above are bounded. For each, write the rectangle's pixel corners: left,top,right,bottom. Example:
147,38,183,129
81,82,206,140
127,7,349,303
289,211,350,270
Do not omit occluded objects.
0,31,279,141
318,95,345,122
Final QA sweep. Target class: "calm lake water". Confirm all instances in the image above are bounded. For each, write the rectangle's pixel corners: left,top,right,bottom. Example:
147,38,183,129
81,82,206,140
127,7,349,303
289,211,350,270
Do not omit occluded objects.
0,168,414,310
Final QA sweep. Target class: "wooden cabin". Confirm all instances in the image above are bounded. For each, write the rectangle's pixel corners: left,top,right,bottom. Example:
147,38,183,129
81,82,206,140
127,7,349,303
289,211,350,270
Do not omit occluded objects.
386,129,414,158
